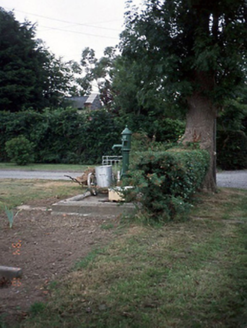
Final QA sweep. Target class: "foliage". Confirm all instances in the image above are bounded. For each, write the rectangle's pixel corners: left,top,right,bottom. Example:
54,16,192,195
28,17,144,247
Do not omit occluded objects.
41,51,75,108
152,118,185,142
130,132,179,157
71,45,184,120
70,46,118,108
217,130,247,170
124,148,209,222
4,205,14,228
5,135,34,165
218,97,247,131
0,7,73,112
121,1,247,107
80,109,121,164
0,109,121,164
119,0,247,190
117,113,185,142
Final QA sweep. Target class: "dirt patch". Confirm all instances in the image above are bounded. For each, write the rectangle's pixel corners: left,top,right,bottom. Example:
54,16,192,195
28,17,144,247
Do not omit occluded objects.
0,197,118,326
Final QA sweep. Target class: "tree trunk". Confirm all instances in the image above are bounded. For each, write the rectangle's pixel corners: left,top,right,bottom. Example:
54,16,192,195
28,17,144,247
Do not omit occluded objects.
182,94,217,191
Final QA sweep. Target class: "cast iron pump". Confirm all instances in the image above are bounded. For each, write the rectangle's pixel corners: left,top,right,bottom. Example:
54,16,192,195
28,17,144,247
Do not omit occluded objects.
112,126,132,179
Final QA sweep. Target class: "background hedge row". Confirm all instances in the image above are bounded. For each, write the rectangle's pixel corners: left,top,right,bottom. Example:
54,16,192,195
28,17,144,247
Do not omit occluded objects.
0,109,247,169
0,110,185,165
0,109,121,164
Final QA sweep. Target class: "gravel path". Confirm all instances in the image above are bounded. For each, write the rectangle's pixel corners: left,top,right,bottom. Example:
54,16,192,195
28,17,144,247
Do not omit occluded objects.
0,169,246,189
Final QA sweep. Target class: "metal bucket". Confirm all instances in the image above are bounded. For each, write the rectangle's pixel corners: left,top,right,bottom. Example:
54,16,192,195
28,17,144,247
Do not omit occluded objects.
95,165,112,188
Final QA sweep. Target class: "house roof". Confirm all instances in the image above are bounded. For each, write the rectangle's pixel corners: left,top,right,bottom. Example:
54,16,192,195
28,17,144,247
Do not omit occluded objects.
66,94,102,110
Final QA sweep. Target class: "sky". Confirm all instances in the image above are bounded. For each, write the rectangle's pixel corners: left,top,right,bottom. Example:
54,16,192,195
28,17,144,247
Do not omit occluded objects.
0,0,143,63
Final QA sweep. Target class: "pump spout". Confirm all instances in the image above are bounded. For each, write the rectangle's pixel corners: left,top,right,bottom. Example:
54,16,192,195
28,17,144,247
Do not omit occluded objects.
112,144,122,150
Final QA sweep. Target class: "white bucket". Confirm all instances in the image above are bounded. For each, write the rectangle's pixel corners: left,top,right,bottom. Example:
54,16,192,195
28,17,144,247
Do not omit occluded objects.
95,165,112,188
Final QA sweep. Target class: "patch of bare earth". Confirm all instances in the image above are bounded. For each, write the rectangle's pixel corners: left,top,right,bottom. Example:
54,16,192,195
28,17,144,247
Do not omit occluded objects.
0,197,118,326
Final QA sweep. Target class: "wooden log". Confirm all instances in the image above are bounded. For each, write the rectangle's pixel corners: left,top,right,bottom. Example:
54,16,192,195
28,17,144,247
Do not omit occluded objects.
0,266,22,280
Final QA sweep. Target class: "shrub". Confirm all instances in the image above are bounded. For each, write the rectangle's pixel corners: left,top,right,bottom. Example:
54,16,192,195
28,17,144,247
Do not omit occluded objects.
124,148,209,222
0,109,122,164
5,135,34,165
217,130,247,170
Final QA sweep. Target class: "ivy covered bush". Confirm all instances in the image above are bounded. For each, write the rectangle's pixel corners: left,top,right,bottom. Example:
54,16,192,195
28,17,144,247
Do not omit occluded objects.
124,148,209,222
217,130,247,170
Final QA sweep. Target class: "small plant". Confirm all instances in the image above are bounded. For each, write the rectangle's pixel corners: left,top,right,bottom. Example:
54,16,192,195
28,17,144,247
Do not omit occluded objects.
101,223,114,230
4,206,14,228
5,135,34,165
4,206,21,228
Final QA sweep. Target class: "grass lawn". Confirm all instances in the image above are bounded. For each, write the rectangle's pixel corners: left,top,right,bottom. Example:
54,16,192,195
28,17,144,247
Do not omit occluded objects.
0,163,89,171
1,182,247,328
0,179,83,211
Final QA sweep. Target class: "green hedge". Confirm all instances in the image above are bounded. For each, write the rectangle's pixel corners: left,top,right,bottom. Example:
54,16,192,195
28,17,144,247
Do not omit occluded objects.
217,130,247,170
124,148,209,222
121,114,185,143
0,109,121,164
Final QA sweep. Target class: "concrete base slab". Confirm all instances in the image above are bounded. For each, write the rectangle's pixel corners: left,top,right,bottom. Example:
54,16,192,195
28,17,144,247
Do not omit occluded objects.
52,192,136,217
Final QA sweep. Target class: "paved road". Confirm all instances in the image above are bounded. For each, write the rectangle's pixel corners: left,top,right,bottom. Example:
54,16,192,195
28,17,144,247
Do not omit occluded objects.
0,170,81,181
0,169,246,189
216,170,247,190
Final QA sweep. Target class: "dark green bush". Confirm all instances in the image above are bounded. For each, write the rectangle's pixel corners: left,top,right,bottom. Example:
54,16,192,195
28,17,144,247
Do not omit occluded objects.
217,130,247,170
5,135,34,165
124,148,209,222
0,109,121,164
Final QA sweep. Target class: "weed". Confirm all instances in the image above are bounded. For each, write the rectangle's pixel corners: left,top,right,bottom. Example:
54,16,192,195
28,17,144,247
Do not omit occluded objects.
4,206,14,228
29,302,46,317
4,206,22,228
101,223,114,230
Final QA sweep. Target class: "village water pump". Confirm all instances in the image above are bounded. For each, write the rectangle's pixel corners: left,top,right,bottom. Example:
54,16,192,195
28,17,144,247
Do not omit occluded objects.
112,126,132,179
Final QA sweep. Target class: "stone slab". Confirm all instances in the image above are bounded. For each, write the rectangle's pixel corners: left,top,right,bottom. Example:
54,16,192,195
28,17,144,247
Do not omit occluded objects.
52,193,136,217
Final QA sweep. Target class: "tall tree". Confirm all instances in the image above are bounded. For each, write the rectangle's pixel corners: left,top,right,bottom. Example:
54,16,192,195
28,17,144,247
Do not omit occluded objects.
0,7,73,111
121,0,247,190
41,51,74,108
77,46,118,107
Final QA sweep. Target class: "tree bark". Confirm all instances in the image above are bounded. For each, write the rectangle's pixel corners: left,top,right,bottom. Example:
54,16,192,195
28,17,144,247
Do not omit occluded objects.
182,94,217,191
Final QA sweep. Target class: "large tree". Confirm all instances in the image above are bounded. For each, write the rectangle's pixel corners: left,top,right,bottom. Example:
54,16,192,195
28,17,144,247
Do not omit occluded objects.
120,0,247,190
0,7,73,111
